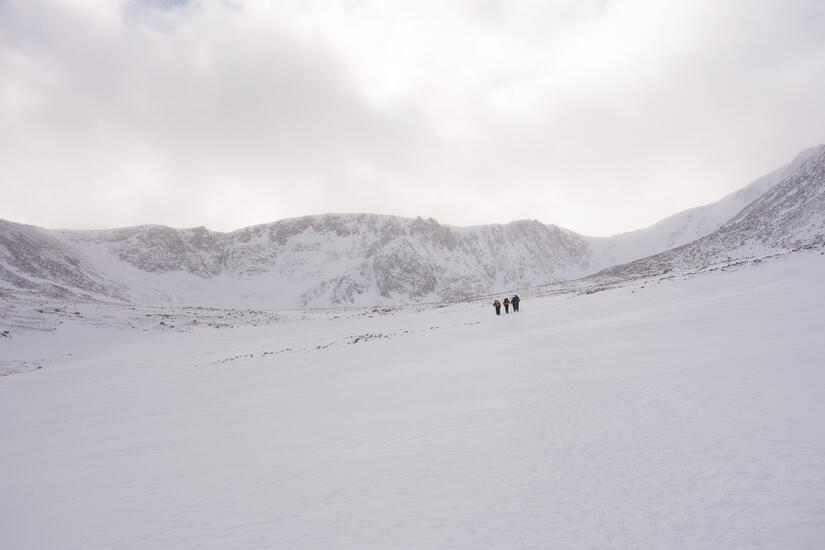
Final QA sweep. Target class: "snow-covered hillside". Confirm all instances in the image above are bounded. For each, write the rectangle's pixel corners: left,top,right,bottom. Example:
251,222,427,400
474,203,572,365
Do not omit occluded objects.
591,145,825,283
586,145,824,265
0,219,127,301
1,251,823,548
1,215,601,308
1,145,822,308
51,216,596,307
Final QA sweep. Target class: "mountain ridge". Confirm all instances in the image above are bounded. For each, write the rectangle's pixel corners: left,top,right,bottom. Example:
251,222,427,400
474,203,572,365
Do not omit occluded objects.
2,145,823,308
586,145,825,284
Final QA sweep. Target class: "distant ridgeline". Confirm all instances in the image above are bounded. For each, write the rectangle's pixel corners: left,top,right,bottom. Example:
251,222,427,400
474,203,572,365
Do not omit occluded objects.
1,145,823,308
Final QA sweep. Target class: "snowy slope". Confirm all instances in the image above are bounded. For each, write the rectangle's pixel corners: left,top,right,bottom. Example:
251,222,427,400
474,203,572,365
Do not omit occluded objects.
591,145,825,282
1,251,824,548
0,219,127,301
587,145,824,265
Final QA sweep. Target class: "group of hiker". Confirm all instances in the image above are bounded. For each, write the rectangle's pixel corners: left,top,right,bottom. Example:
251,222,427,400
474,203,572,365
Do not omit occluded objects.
493,295,520,315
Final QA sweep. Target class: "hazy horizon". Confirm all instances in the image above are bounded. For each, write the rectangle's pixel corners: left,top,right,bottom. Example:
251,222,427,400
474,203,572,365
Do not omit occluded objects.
7,141,819,237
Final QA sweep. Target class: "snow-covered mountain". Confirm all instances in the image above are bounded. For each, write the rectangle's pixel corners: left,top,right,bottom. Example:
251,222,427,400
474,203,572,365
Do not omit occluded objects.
591,144,825,282
586,145,824,265
1,145,822,308
2,216,598,308
0,219,127,301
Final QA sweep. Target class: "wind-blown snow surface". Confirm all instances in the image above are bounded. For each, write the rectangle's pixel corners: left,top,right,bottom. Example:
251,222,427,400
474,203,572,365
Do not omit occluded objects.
2,252,824,549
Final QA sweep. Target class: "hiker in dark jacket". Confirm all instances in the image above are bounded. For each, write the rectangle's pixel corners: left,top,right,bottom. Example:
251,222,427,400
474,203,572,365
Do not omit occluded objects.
503,297,510,313
512,294,520,312
493,299,501,315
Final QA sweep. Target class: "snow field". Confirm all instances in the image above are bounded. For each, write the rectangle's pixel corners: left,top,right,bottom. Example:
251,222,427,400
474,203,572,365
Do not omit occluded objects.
1,253,824,549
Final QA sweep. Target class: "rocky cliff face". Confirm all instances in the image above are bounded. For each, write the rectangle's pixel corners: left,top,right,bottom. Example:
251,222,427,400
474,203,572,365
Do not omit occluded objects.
66,225,228,277
723,146,825,249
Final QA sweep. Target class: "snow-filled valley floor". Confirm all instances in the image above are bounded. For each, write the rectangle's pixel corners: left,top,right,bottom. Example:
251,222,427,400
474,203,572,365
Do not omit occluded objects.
2,252,825,549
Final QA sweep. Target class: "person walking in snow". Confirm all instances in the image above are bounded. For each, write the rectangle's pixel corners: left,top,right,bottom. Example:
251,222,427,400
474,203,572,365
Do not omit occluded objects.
493,299,501,315
512,294,520,312
503,297,510,313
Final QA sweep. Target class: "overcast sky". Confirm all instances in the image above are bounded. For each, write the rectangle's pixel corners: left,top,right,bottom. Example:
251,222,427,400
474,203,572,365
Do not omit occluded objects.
1,0,824,236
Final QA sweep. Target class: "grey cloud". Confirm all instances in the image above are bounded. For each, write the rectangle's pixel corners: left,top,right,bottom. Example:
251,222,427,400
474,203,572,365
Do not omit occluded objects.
1,0,824,235
0,1,435,229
